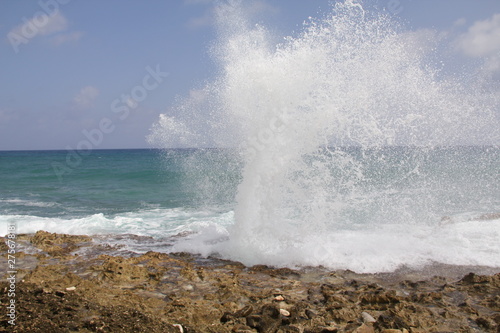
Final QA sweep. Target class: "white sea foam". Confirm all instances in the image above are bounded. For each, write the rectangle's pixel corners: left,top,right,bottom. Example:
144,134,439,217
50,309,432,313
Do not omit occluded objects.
0,198,59,208
0,208,234,239
149,1,500,273
172,217,500,273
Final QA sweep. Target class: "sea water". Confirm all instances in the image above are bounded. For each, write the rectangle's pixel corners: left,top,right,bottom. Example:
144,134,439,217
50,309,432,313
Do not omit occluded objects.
2,1,500,273
0,147,499,272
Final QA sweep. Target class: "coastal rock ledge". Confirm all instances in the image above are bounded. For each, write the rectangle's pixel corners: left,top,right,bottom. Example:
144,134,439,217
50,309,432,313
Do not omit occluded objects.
1,231,499,332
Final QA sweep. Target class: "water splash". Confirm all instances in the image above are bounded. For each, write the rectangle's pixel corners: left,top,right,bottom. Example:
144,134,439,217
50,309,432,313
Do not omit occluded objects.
149,1,500,272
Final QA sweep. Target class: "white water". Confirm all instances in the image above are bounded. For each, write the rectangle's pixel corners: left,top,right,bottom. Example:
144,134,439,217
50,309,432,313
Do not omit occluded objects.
150,1,500,272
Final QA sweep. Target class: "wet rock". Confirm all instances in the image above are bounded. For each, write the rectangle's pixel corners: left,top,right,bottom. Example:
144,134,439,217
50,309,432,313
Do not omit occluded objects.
30,230,91,256
95,256,152,283
5,231,500,333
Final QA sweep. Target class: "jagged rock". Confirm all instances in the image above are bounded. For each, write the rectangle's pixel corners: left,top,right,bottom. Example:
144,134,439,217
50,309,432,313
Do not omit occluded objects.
4,231,500,333
30,230,91,256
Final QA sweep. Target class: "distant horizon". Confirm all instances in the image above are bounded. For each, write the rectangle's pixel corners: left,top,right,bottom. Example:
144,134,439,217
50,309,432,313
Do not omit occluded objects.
1,144,499,153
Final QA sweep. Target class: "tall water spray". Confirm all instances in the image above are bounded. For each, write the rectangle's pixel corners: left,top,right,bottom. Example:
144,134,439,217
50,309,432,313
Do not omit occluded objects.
149,1,500,272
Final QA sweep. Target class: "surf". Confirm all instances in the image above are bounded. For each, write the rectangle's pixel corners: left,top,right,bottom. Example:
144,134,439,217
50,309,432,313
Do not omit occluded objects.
149,1,500,272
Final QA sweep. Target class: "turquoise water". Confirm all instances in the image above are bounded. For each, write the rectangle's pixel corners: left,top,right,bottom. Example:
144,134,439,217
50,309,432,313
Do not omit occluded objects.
1,147,499,272
0,149,239,218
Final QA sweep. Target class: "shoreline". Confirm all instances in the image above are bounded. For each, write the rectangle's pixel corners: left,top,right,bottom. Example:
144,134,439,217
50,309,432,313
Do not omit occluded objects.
1,231,499,332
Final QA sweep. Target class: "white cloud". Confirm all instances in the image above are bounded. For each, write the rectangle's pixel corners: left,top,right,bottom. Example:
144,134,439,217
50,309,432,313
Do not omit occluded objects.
73,86,100,109
454,18,467,28
38,10,68,35
7,10,83,52
457,13,500,58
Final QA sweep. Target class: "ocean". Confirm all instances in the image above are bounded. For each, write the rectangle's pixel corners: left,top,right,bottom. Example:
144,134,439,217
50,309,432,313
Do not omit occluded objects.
3,1,500,273
1,147,499,273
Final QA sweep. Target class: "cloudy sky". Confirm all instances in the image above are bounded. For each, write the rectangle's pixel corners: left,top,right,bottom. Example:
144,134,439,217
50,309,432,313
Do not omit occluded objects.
1,0,500,150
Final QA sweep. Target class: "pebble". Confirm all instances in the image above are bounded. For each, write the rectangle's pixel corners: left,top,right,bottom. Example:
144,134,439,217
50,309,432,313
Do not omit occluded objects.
66,286,76,291
361,311,376,323
279,308,290,317
274,295,285,301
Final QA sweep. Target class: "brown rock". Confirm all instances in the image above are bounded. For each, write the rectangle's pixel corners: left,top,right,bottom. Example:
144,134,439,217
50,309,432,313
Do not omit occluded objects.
354,324,375,333
30,230,91,256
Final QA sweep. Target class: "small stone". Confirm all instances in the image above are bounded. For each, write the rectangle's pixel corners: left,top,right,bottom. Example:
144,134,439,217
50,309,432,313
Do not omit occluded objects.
381,330,403,333
182,284,194,291
274,295,285,301
65,286,76,291
361,311,376,323
280,308,291,317
305,308,317,319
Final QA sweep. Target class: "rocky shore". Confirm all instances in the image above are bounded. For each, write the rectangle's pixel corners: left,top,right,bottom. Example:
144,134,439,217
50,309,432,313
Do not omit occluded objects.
1,231,499,332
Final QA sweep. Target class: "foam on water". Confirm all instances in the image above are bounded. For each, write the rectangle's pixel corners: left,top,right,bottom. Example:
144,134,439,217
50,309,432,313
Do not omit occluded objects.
150,1,500,272
0,208,233,239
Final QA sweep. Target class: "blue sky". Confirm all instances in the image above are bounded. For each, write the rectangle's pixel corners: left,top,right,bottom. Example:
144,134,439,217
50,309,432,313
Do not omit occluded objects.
1,0,500,150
